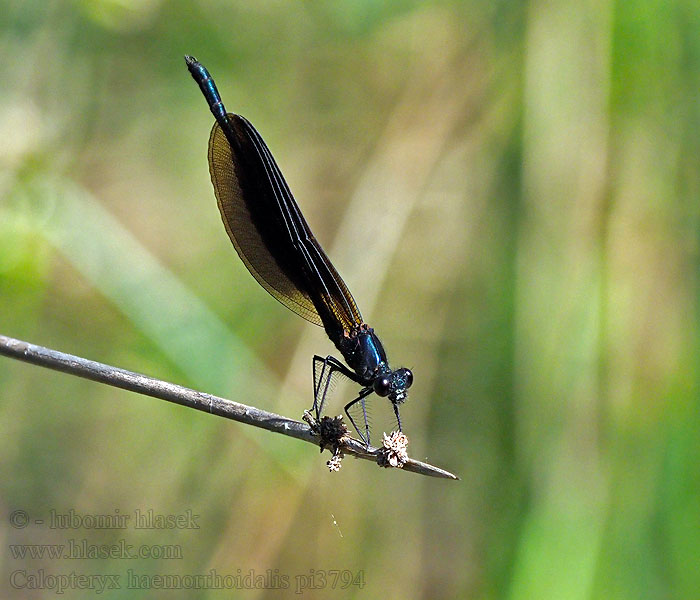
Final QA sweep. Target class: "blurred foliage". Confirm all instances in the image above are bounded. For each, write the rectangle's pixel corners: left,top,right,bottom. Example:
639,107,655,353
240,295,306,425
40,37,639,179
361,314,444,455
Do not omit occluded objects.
1,0,699,598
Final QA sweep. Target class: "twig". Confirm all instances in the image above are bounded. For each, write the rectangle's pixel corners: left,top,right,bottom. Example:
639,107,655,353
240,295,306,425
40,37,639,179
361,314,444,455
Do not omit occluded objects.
0,334,458,480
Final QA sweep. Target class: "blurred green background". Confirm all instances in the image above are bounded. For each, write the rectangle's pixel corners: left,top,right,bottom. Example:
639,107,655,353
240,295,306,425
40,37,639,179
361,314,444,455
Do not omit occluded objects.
1,1,699,598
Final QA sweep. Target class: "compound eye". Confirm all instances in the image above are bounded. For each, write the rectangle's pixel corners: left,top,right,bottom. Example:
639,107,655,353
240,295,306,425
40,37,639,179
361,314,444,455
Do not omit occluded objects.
373,376,392,397
402,369,414,389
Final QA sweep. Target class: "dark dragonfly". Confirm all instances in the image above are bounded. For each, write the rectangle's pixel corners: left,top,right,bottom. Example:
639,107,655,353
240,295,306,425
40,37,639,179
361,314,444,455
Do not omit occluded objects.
185,56,413,446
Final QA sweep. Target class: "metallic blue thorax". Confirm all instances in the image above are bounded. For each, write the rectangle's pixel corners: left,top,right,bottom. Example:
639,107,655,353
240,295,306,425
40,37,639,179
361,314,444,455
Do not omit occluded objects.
339,328,389,383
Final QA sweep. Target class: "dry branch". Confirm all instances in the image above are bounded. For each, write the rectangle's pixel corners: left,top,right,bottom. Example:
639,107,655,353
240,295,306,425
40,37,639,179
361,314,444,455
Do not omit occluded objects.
0,334,458,480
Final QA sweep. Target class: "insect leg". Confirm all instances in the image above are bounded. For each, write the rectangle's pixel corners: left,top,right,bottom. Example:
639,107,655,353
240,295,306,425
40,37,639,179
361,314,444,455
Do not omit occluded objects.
344,387,374,447
392,401,403,432
312,355,359,421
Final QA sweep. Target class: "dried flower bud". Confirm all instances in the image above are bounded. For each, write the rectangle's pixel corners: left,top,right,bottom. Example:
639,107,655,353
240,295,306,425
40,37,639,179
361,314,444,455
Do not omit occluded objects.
377,430,409,468
327,452,343,472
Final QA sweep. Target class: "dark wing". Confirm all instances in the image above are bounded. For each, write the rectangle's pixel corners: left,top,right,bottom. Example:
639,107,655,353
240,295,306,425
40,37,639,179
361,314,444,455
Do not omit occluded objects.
207,114,363,333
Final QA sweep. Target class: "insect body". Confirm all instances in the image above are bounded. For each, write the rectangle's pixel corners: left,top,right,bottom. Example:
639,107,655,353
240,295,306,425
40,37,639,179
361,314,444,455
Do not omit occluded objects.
186,56,413,445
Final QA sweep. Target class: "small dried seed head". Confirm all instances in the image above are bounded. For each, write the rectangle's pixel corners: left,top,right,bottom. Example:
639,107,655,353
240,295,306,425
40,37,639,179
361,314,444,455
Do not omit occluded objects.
318,415,348,449
327,451,343,472
377,430,409,468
